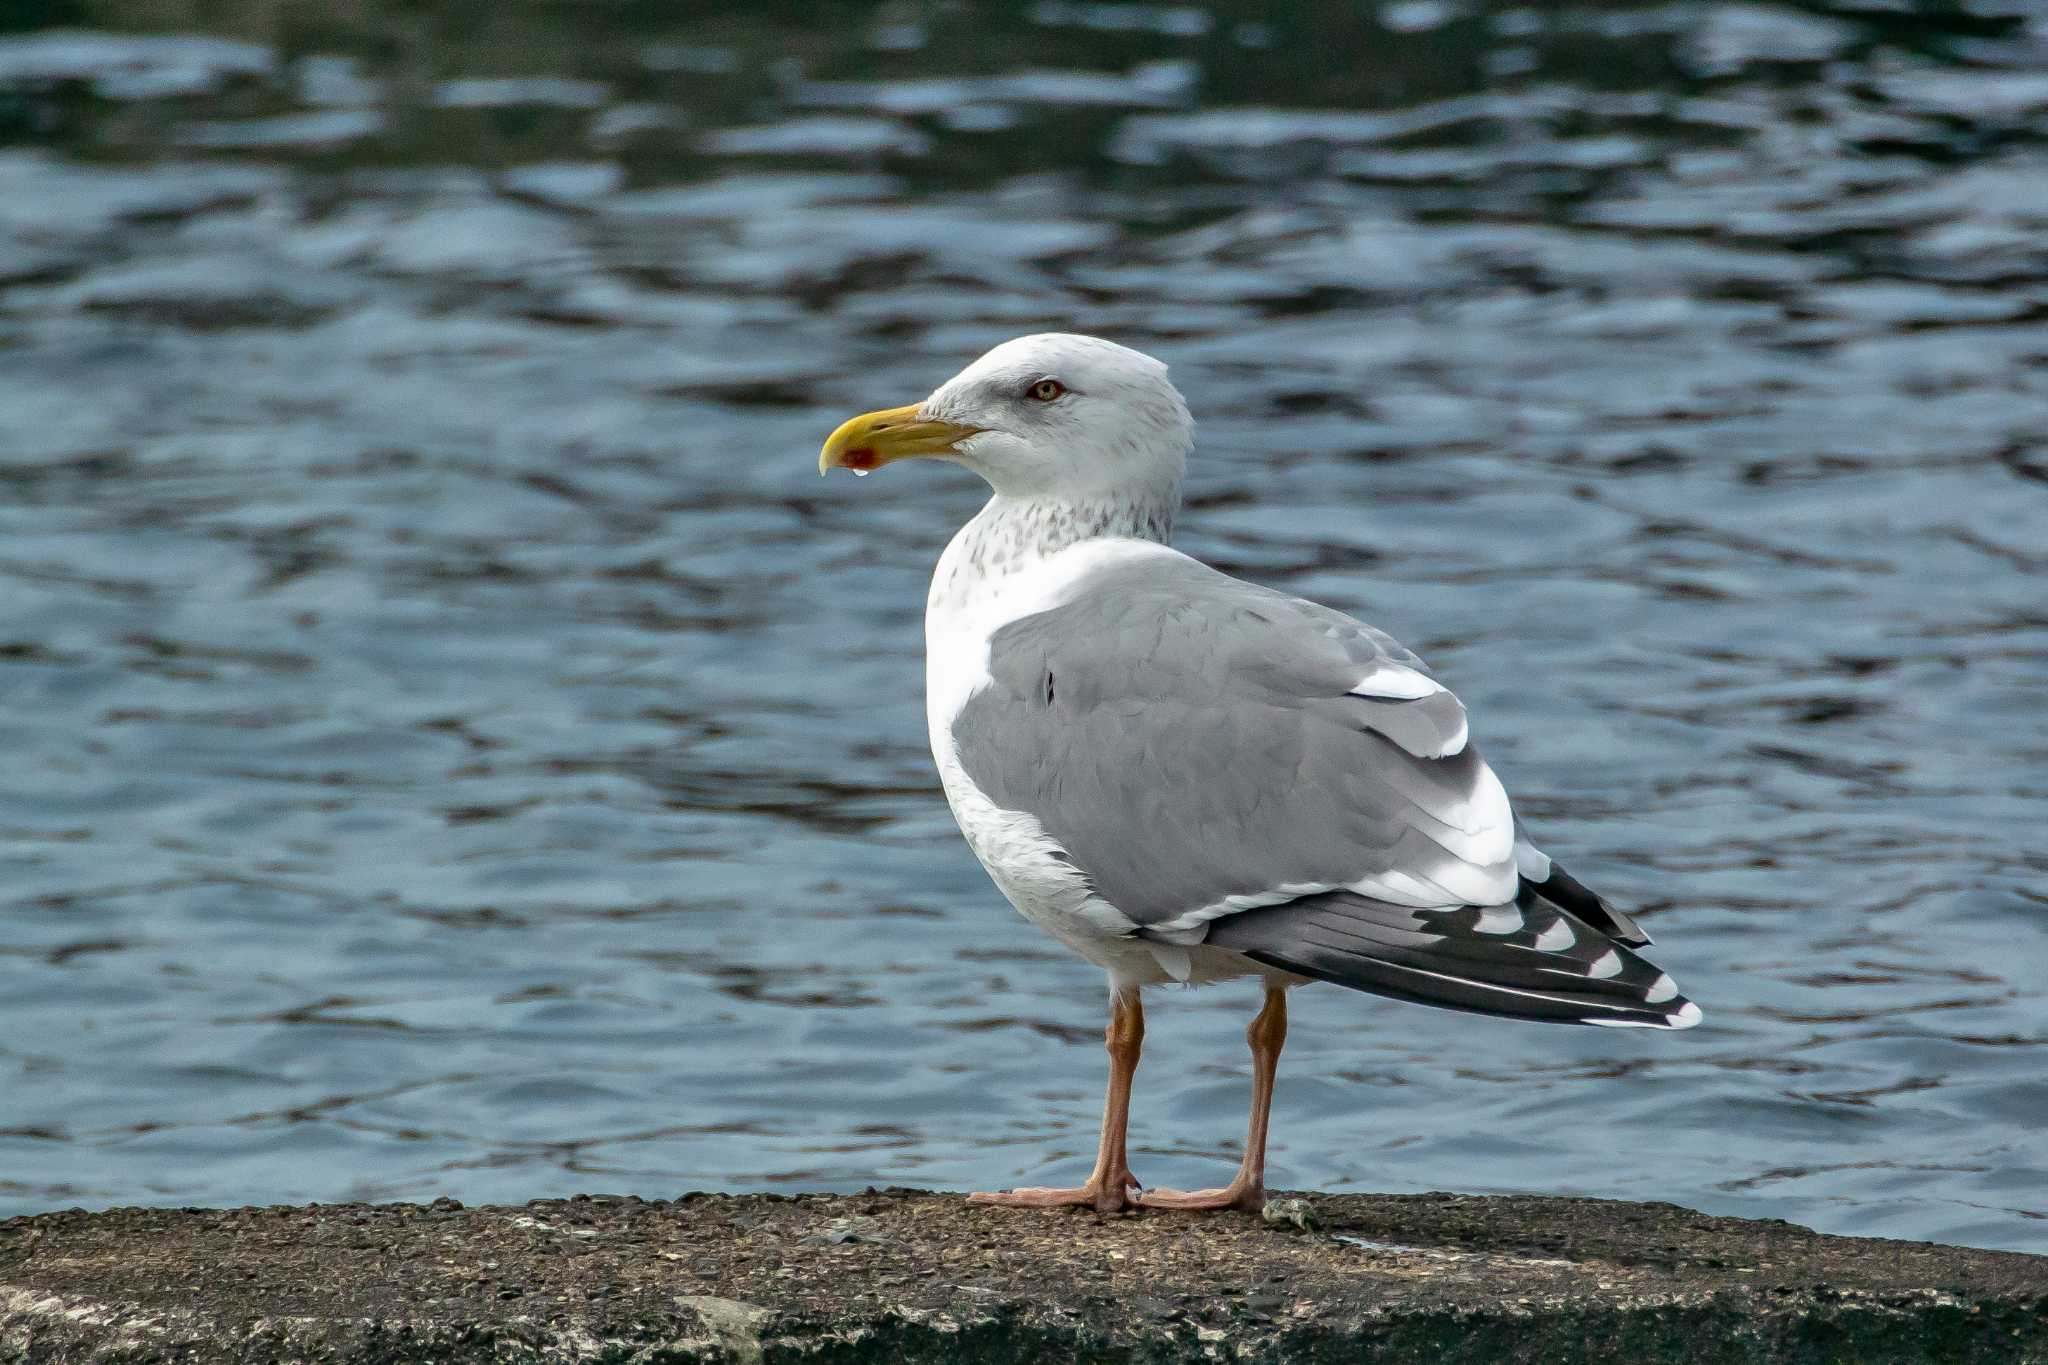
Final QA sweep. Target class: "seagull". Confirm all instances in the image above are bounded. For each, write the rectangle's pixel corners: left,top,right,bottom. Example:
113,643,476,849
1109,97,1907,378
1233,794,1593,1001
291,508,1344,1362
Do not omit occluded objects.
820,333,1699,1214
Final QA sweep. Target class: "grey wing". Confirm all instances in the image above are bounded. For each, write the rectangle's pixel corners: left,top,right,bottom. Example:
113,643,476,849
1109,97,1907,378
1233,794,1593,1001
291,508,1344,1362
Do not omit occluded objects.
951,552,1696,1029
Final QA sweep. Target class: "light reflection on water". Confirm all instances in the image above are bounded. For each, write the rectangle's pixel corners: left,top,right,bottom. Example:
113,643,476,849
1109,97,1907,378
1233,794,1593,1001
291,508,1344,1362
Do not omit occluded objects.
0,1,2044,1254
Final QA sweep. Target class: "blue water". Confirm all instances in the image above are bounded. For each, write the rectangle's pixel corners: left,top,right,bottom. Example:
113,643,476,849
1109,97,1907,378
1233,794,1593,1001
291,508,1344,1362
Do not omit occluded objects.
1,2,2044,1254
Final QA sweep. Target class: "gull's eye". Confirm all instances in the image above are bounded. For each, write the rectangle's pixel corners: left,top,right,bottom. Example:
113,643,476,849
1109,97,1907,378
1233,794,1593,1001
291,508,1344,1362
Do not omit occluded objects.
1027,378,1066,402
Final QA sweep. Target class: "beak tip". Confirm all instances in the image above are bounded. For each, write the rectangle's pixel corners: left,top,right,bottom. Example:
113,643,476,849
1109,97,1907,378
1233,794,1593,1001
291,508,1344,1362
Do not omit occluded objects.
819,402,964,481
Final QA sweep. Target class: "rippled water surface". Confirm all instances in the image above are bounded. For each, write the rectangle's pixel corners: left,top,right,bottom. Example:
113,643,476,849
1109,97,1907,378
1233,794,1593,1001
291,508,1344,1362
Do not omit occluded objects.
1,0,2044,1253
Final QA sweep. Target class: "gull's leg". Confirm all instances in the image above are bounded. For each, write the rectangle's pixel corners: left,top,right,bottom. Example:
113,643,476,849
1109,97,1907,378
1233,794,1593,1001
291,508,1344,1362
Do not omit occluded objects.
1141,984,1286,1212
970,985,1144,1212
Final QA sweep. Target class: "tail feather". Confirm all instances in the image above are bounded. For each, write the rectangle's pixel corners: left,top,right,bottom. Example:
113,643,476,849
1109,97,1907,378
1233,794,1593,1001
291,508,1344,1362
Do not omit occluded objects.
1200,889,1699,1030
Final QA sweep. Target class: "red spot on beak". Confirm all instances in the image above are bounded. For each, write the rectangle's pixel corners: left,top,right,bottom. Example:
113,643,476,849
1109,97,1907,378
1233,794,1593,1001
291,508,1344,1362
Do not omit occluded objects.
841,447,880,470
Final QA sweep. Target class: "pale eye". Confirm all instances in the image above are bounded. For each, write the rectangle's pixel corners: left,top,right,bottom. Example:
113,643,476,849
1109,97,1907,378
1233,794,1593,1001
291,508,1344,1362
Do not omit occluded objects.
1027,378,1066,402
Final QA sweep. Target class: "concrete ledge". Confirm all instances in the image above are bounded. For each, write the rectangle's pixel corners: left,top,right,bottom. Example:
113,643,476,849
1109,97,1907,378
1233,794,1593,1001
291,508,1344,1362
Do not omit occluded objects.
3,1190,2044,1363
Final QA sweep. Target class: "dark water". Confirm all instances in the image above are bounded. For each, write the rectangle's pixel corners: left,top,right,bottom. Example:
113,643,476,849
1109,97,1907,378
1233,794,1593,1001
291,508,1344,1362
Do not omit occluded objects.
1,1,2044,1254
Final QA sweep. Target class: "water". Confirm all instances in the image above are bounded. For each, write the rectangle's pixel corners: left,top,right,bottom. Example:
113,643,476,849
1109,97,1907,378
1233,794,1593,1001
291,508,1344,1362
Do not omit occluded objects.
0,0,2044,1255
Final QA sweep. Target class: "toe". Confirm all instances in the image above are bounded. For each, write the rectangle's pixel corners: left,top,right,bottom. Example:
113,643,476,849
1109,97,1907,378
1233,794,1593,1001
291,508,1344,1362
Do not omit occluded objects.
1139,1185,1262,1212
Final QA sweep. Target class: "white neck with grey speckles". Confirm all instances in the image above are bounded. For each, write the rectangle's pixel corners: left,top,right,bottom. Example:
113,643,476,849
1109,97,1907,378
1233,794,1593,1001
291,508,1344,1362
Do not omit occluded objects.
928,482,1180,617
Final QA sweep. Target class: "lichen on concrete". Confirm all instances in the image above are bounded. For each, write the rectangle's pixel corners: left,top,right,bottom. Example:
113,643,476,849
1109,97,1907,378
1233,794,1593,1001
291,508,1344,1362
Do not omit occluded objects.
3,1189,2044,1363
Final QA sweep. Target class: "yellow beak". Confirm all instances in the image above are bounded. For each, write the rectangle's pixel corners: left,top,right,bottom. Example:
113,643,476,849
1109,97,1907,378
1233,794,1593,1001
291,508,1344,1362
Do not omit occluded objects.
818,403,980,475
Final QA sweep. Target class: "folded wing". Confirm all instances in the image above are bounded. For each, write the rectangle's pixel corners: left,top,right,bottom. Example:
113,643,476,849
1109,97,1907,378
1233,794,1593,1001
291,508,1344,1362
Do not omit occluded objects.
949,547,1696,1029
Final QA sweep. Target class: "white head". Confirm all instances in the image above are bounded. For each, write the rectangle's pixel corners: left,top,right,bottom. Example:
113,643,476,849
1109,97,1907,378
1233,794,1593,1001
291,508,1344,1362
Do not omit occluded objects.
819,333,1192,501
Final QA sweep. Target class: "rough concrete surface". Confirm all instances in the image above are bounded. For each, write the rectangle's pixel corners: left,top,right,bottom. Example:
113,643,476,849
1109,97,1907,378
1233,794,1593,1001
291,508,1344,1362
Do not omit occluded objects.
2,1189,2044,1363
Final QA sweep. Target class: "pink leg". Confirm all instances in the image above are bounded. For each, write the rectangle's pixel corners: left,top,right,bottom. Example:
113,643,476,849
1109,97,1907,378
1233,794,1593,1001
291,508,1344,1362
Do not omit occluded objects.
969,986,1144,1213
1141,985,1286,1212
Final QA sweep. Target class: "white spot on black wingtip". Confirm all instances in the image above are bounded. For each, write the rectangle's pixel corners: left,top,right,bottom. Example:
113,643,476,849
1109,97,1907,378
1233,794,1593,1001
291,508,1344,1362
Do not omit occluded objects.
1587,1010,1689,1030
1474,905,1521,935
1586,997,1698,1030
1645,973,1679,1004
1587,949,1622,980
1533,920,1574,952
1513,841,1553,882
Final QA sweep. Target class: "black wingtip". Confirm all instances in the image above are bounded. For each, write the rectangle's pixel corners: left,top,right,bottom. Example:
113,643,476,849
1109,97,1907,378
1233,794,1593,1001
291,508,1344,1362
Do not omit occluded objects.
1522,863,1651,947
1213,890,1697,1029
